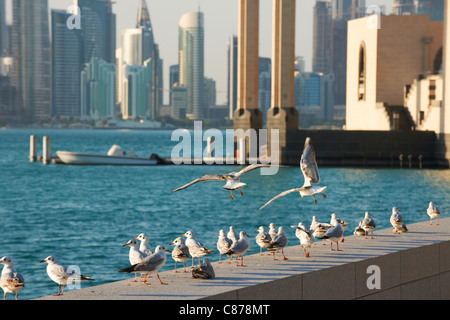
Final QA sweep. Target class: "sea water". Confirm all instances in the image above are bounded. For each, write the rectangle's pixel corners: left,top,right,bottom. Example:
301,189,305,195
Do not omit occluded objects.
0,128,449,300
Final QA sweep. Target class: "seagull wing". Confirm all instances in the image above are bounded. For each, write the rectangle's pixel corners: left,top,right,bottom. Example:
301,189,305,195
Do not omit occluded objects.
300,137,320,186
172,174,227,192
235,163,271,177
259,188,303,210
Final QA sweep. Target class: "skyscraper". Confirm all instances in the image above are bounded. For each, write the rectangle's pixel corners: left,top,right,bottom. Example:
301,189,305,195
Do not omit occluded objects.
0,0,7,56
227,35,238,120
169,64,179,106
51,10,82,117
178,11,205,120
118,0,162,119
75,0,116,64
312,1,332,74
12,0,51,122
392,0,415,16
416,0,444,22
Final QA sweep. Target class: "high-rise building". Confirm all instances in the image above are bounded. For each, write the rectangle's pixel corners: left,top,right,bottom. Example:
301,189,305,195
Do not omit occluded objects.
51,10,82,118
75,0,116,64
118,0,162,119
416,0,444,22
227,35,238,120
178,11,205,120
80,56,116,119
169,64,179,106
312,1,332,74
392,0,415,16
171,84,187,120
204,77,216,118
11,0,51,122
0,0,7,56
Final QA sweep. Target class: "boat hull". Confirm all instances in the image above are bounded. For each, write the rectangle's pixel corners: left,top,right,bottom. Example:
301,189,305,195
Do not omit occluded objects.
56,151,158,165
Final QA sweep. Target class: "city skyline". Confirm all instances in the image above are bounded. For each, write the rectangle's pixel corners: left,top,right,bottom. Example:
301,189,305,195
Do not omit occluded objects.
4,0,395,105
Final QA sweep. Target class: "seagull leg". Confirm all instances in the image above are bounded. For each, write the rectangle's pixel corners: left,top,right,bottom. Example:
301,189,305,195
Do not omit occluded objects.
429,218,433,225
313,195,318,204
3,293,5,300
371,231,374,239
174,261,178,273
157,273,167,285
364,230,367,239
15,293,18,300
272,251,277,261
61,285,66,295
282,249,288,260
132,273,138,282
143,274,150,285
322,194,327,198
183,262,187,273
230,191,234,200
437,217,439,225
54,285,61,296
240,190,243,197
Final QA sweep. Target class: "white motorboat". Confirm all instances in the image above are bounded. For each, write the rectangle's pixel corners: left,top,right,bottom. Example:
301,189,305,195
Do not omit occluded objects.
56,145,159,165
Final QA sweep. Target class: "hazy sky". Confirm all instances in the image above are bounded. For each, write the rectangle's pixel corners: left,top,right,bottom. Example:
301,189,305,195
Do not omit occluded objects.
5,0,393,104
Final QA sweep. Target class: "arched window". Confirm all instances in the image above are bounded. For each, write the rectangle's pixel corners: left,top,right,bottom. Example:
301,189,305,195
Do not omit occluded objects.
358,42,366,101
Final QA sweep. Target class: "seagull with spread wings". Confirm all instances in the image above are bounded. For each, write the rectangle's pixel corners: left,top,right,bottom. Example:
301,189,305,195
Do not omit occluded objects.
172,163,270,200
259,137,326,210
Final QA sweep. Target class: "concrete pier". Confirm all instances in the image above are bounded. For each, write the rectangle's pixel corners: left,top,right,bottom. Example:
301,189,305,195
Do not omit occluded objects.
35,217,450,300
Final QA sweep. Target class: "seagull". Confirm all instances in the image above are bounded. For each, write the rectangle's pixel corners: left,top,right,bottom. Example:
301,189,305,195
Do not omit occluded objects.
192,258,215,279
390,207,408,234
259,137,327,210
40,256,94,296
182,231,213,267
134,233,153,255
361,212,376,239
123,239,147,282
172,163,270,200
255,226,272,255
225,231,250,267
291,222,315,258
227,226,239,244
118,245,170,285
329,213,346,242
0,256,25,300
427,202,440,225
216,230,232,263
310,216,331,244
353,221,366,237
268,226,288,260
318,215,344,251
170,237,190,273
268,223,277,240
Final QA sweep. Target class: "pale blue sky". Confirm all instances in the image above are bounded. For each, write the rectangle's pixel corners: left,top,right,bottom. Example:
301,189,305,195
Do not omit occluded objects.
5,0,393,104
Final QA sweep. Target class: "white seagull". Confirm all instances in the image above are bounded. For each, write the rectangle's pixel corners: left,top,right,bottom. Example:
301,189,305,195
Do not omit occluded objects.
318,215,344,251
170,237,191,273
225,231,250,267
361,212,376,239
134,233,153,255
216,230,233,263
268,223,277,240
40,256,94,296
390,207,408,234
118,245,170,285
123,239,147,281
427,202,440,225
227,226,239,244
182,231,213,267
172,163,270,200
192,258,215,279
0,256,25,300
291,222,315,258
255,226,272,255
353,221,366,237
268,226,289,260
260,137,327,210
310,216,331,244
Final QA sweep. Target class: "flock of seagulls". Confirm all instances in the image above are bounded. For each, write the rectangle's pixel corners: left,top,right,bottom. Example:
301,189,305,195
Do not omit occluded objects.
0,137,444,300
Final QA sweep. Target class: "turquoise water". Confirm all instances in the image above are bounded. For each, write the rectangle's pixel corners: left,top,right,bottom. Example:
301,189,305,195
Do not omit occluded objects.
0,128,449,300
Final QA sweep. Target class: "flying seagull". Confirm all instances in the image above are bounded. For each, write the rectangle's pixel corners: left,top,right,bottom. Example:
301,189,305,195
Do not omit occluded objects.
172,163,270,200
260,137,326,210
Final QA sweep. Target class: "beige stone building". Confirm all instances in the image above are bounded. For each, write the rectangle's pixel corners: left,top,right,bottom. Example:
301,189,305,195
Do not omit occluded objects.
346,14,443,132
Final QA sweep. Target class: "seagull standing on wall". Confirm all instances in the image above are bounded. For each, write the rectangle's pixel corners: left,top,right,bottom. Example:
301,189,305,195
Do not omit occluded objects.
260,137,327,210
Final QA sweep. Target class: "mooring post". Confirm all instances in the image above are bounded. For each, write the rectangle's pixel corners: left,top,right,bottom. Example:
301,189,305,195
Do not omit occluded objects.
399,154,403,169
408,154,412,169
43,136,51,165
418,154,423,169
29,135,37,162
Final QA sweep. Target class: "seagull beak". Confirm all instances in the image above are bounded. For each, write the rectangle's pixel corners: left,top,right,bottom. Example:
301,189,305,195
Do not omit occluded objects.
170,242,174,245
39,260,46,263
133,237,138,240
181,234,186,237
122,243,130,247
164,249,171,253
